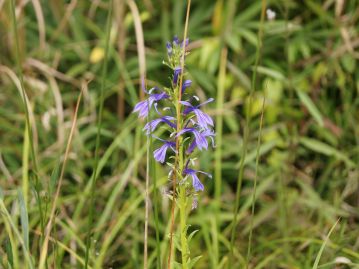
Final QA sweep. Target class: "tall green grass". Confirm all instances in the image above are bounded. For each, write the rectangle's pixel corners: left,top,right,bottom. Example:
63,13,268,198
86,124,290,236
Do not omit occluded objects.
84,1,113,268
229,0,266,267
0,0,358,268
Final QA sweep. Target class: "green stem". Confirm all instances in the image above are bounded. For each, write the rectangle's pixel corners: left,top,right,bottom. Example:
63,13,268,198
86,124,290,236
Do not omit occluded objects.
179,185,189,269
84,1,113,267
175,87,188,268
228,0,266,267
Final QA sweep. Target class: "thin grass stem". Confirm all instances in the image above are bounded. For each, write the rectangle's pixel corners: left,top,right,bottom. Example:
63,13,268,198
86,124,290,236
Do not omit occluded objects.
179,185,189,269
39,87,83,269
214,46,228,267
150,110,161,269
0,199,35,269
228,0,266,267
280,3,294,261
22,122,30,206
125,1,148,267
84,2,113,267
246,96,266,267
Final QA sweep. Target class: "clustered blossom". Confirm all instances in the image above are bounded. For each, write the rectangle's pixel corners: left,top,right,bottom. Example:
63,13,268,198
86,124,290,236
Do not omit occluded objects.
133,36,215,196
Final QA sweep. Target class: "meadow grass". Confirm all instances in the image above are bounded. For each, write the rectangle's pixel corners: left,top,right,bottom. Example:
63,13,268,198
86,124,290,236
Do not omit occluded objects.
0,0,359,268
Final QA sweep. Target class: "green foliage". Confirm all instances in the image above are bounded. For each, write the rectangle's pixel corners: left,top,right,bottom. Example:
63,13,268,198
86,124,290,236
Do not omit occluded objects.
0,0,358,268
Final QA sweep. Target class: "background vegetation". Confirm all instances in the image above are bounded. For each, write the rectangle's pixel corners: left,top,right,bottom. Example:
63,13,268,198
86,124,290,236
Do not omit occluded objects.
0,0,358,268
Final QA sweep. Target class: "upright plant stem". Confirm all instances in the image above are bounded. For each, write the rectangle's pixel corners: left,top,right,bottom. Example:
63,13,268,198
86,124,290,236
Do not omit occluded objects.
167,1,191,268
246,96,265,267
214,2,236,267
22,123,30,206
39,88,83,269
282,2,293,261
179,185,189,269
84,2,112,268
144,124,150,269
215,47,227,209
214,46,227,267
151,138,161,269
228,0,266,267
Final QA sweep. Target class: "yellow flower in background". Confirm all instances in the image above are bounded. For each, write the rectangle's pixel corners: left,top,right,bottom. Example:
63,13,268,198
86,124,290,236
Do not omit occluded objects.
90,47,105,63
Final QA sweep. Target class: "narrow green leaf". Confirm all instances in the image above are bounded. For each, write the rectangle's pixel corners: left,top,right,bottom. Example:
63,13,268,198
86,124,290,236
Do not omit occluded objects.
17,189,29,250
312,219,340,269
255,66,285,81
296,89,324,127
305,0,335,25
299,137,355,167
188,229,199,242
49,164,60,195
5,238,14,268
0,186,4,200
188,255,202,269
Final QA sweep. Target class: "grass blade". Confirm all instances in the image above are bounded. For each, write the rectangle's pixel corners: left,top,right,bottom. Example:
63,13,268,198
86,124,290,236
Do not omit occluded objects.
17,189,29,250
39,87,84,269
0,192,35,269
84,1,113,267
229,0,266,267
246,96,265,267
312,219,340,269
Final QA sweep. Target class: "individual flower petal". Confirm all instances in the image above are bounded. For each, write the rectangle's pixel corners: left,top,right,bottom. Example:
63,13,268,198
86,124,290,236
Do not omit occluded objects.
133,99,153,118
201,128,216,147
177,128,208,150
151,92,169,102
186,128,215,154
173,36,180,46
153,141,176,163
132,90,169,119
166,41,172,56
181,80,192,93
143,116,176,135
180,38,189,48
179,100,193,107
173,67,182,84
197,98,214,108
192,173,204,191
186,140,197,154
182,98,214,129
193,109,213,129
183,168,211,192
192,129,208,150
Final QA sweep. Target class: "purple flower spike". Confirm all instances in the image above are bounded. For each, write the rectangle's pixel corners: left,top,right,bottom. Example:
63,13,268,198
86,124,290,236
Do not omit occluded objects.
154,141,176,163
134,36,215,201
133,90,169,119
173,67,182,85
143,116,176,135
177,128,208,151
181,80,192,93
180,98,214,129
183,168,212,192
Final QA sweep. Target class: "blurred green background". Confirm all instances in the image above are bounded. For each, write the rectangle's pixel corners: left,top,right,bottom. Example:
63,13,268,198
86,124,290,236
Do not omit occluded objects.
0,0,358,268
